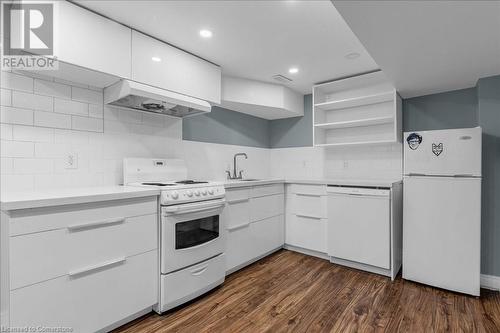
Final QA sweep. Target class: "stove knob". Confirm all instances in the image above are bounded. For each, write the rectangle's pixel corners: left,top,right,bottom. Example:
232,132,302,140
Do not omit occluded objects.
171,191,179,200
186,190,193,197
201,189,207,195
194,190,200,196
208,188,214,195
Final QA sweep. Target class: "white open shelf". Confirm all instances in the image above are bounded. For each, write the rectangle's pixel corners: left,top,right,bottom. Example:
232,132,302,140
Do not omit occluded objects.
314,91,394,111
312,71,402,147
314,115,394,130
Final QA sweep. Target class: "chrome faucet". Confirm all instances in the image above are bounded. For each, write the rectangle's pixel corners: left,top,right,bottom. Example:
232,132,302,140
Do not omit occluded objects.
226,153,247,180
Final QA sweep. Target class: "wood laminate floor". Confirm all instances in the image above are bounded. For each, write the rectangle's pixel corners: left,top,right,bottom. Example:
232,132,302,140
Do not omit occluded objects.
114,250,500,332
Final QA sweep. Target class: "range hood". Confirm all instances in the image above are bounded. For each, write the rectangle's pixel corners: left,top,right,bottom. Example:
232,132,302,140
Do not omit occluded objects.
104,80,211,117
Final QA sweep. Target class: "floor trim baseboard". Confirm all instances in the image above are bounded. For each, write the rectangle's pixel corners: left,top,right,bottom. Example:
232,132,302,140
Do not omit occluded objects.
481,274,500,291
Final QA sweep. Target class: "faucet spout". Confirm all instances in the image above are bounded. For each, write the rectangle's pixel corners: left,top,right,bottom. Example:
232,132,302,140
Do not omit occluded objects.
231,153,248,179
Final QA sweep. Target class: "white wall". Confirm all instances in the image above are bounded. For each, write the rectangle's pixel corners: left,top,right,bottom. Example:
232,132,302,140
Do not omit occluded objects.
270,144,402,180
0,72,271,192
1,72,401,193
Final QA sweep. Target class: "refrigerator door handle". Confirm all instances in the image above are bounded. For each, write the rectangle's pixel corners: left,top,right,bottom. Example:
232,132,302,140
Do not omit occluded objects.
453,174,474,178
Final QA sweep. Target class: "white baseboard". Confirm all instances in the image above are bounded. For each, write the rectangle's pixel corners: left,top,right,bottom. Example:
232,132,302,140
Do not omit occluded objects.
481,274,500,290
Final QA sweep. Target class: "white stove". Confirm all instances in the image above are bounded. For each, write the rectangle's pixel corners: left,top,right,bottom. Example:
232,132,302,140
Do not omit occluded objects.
124,158,225,205
124,158,226,313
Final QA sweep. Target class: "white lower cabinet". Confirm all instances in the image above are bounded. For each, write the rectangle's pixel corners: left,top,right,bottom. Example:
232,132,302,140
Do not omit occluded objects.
285,184,328,254
10,250,157,332
225,184,285,273
2,196,159,332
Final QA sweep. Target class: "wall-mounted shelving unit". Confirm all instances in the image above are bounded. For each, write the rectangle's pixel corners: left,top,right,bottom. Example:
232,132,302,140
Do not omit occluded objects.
312,71,402,147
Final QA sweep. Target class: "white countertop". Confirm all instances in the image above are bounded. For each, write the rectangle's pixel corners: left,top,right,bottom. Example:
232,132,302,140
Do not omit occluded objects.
224,179,285,188
286,178,402,188
224,178,401,188
1,186,160,211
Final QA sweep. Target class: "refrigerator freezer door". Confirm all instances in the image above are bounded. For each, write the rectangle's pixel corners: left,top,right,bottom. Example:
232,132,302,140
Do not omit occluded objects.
404,127,482,177
403,176,481,296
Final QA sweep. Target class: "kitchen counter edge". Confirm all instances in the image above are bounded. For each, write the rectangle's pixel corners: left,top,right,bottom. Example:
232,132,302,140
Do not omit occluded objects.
224,178,402,189
1,186,161,211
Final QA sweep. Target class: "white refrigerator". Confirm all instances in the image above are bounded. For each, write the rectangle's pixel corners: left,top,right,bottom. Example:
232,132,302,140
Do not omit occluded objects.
403,127,482,296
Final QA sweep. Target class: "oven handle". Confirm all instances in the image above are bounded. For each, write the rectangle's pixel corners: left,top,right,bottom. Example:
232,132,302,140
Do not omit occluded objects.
163,199,226,215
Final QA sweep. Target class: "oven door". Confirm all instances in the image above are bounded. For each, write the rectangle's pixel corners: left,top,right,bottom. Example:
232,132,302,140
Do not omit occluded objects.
161,198,225,273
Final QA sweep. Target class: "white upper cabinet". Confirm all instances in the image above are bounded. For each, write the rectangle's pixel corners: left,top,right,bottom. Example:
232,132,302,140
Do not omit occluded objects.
55,1,132,79
221,77,304,120
131,31,221,104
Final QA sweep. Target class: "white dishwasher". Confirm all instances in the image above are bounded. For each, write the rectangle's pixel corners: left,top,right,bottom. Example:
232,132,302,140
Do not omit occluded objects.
327,186,391,269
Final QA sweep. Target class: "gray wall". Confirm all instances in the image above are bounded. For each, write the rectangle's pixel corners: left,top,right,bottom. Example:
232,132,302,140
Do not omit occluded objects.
183,105,270,148
477,75,500,277
183,95,313,149
269,94,313,148
403,87,478,131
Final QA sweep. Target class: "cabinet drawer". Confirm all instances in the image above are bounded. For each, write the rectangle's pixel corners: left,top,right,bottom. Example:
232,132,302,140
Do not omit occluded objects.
250,214,284,256
161,254,225,311
286,213,327,253
290,193,327,219
226,187,250,203
289,184,327,196
10,214,157,290
250,194,284,222
9,197,157,236
252,184,284,198
10,250,157,332
224,200,250,230
225,224,253,272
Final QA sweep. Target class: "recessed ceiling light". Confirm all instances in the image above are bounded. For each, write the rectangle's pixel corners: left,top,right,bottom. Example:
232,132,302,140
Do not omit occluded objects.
288,67,299,74
151,56,161,62
199,29,213,38
345,52,360,60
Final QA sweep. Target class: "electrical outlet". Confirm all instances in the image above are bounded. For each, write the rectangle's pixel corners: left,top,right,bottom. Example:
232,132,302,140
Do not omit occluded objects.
343,161,349,169
65,152,78,169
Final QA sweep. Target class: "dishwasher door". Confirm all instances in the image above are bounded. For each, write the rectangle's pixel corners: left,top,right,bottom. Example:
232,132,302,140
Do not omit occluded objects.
327,187,391,269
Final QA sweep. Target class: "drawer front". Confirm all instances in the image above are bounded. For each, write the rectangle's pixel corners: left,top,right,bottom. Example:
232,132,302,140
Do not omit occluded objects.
226,187,250,202
286,213,327,253
10,250,157,332
250,194,284,222
224,200,250,230
225,224,254,272
10,214,157,290
9,196,157,236
252,184,284,198
250,214,284,256
291,193,327,219
289,184,327,196
161,254,225,310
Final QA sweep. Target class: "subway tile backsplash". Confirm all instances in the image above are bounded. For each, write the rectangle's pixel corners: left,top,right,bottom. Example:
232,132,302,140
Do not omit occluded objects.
0,72,183,192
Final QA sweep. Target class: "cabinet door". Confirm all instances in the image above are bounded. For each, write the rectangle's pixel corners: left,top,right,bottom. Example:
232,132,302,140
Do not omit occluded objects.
327,194,390,269
55,1,132,78
225,224,253,272
131,31,221,104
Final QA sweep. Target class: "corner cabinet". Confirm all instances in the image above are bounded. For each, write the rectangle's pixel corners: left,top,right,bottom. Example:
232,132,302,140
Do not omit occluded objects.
55,1,132,79
313,71,402,147
131,31,222,104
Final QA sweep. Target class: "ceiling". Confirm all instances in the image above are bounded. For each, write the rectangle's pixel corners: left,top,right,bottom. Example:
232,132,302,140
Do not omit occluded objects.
333,1,500,98
75,0,379,95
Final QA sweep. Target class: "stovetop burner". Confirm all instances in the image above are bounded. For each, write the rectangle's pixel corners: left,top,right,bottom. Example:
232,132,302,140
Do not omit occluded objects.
175,180,209,184
141,182,176,186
